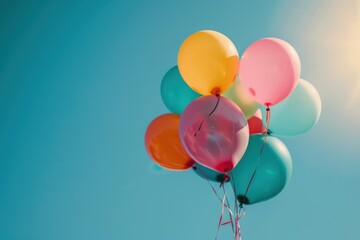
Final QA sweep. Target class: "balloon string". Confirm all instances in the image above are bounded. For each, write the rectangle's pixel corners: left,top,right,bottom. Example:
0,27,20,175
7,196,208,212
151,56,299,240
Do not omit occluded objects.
237,205,247,240
194,120,204,137
241,106,271,204
192,166,233,215
215,174,234,240
194,94,220,137
230,172,243,240
208,93,220,116
223,186,235,233
215,194,226,240
215,180,227,240
193,167,236,238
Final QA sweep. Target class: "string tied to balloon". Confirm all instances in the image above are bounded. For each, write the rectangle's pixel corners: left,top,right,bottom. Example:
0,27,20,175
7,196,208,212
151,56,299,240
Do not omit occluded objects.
239,105,271,205
192,166,234,216
235,204,247,240
230,172,245,240
194,93,220,137
215,172,232,240
193,166,236,238
192,92,248,239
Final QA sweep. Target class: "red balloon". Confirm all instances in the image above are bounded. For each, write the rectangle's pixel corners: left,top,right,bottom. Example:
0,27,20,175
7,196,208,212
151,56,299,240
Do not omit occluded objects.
248,109,266,135
179,96,249,173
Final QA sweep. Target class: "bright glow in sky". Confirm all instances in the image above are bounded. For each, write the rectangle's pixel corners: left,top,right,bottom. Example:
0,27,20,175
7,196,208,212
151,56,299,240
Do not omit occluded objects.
316,0,360,107
275,0,360,107
347,1,360,106
270,0,360,172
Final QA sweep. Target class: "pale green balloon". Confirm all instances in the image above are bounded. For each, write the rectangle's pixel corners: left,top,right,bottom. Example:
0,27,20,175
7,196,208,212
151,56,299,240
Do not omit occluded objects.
261,79,321,137
231,134,292,205
224,78,259,119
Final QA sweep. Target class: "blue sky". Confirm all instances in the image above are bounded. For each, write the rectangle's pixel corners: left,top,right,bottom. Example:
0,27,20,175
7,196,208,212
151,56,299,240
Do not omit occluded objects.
0,0,359,239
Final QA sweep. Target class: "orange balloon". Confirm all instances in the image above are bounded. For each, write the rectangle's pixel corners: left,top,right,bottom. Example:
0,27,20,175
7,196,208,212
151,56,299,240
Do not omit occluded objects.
145,114,194,171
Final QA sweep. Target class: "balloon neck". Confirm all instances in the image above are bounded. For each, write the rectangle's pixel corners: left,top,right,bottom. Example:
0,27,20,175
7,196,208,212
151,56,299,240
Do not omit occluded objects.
237,195,249,205
216,174,227,182
211,87,221,96
220,172,229,187
223,172,229,181
263,131,271,135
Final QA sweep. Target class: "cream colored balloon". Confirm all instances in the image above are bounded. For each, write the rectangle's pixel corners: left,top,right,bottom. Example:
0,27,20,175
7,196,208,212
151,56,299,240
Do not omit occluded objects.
224,77,259,119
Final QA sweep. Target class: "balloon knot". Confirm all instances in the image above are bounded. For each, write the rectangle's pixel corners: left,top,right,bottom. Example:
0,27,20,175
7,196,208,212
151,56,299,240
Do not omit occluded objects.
238,195,249,205
211,87,221,96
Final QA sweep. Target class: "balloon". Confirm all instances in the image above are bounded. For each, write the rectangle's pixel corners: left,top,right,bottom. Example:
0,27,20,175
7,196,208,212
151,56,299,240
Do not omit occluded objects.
178,30,239,95
239,38,301,106
161,66,201,114
179,95,249,173
260,79,321,136
247,109,266,135
145,114,195,171
193,163,229,183
231,134,292,205
224,77,259,119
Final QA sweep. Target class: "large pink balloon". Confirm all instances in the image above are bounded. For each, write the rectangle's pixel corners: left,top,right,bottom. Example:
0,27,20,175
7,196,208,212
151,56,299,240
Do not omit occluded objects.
179,96,249,173
239,38,301,106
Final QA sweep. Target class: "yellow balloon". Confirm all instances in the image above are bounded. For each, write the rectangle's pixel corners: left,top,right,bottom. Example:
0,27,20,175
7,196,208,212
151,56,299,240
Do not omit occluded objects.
177,30,239,95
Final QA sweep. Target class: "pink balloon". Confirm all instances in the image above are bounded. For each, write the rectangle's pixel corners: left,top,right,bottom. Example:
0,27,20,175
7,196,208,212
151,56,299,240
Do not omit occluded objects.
239,38,301,106
179,96,249,173
247,109,266,135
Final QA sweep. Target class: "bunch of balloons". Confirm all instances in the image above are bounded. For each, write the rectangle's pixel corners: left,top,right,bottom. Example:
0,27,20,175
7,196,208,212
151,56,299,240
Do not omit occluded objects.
145,30,321,238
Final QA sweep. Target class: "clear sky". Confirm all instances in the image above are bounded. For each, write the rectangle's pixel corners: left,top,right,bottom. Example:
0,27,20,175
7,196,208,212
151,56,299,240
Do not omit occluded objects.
0,0,359,239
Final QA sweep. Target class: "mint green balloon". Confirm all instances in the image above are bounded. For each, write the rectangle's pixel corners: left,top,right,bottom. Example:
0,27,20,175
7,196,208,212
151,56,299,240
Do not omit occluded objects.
261,79,321,137
161,66,201,114
231,134,292,205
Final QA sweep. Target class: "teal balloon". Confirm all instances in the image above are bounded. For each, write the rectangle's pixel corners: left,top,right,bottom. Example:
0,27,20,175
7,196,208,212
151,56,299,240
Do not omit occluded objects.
231,134,292,205
193,163,228,183
261,79,321,137
161,66,201,114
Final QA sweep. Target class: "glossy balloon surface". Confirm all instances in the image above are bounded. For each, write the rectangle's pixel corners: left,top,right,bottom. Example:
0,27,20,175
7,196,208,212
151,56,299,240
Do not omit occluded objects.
179,96,249,173
261,79,321,136
161,66,201,114
178,30,239,95
231,134,292,204
239,38,301,106
145,114,194,170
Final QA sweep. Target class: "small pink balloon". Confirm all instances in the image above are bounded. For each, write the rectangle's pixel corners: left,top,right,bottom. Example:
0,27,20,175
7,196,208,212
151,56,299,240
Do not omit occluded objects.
247,109,266,135
179,96,249,173
239,38,301,106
